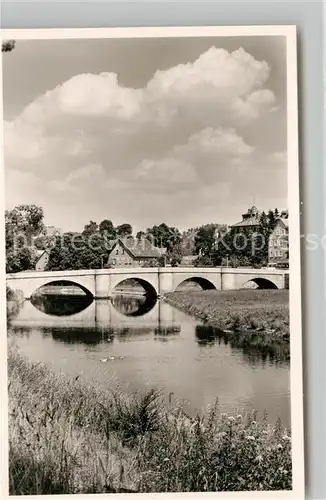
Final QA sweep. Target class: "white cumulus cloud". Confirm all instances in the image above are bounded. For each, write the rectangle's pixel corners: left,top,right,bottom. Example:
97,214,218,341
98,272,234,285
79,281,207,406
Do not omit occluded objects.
4,45,286,230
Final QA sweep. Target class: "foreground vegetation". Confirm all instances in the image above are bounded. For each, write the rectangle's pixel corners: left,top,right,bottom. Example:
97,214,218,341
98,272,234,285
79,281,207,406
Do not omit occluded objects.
165,289,290,361
8,347,292,494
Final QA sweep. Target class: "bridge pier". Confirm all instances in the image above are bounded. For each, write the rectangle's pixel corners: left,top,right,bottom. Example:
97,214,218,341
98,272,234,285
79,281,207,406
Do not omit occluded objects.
158,272,174,295
220,271,236,291
95,273,111,299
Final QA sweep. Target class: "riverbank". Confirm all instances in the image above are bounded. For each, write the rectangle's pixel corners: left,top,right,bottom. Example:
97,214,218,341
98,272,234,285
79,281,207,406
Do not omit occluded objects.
6,286,24,324
8,346,292,494
164,290,290,360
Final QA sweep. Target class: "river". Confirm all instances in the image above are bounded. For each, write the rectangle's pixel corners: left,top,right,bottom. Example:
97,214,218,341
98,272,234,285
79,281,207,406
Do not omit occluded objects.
7,292,290,427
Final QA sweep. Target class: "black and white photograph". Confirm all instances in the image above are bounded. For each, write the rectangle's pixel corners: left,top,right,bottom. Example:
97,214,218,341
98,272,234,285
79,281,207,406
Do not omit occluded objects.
1,26,304,497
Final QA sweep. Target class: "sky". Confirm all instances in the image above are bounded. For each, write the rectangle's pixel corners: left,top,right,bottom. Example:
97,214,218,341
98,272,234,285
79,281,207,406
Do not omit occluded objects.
3,35,288,234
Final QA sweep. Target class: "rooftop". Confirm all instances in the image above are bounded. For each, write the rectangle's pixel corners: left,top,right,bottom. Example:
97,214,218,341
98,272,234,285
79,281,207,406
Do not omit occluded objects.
109,237,165,259
231,217,261,228
276,217,289,228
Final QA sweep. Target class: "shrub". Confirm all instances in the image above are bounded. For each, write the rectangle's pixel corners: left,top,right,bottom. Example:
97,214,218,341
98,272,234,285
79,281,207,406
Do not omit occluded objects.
8,348,292,494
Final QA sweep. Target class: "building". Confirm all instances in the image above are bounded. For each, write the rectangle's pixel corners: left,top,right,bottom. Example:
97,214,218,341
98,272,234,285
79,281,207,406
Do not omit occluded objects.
268,217,289,267
230,206,261,233
35,249,50,271
106,237,165,268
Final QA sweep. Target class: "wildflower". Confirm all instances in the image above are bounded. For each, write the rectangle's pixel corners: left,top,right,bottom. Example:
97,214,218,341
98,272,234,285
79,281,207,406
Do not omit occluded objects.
246,435,255,441
255,455,263,462
277,444,283,450
163,457,170,462
228,416,235,422
262,430,269,435
252,420,257,426
237,414,242,420
282,435,291,441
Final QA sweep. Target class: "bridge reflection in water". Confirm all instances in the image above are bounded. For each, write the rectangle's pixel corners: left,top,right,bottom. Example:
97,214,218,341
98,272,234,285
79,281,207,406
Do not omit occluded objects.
10,294,182,345
8,293,290,426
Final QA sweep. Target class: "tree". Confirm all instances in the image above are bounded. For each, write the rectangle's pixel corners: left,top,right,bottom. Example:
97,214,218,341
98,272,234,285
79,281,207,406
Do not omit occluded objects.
116,223,133,238
145,223,181,253
83,221,98,237
194,225,217,258
167,242,183,266
2,40,15,52
99,219,115,235
180,230,196,256
267,210,276,229
6,204,44,242
136,230,146,241
48,232,109,271
5,205,45,273
6,247,35,274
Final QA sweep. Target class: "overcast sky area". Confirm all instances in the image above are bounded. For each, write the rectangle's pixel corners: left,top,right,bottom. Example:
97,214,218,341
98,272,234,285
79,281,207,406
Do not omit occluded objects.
3,35,287,233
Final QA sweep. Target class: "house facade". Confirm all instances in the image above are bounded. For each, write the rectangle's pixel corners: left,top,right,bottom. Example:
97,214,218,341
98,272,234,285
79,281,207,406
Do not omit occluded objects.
35,249,50,271
268,218,289,266
107,237,165,268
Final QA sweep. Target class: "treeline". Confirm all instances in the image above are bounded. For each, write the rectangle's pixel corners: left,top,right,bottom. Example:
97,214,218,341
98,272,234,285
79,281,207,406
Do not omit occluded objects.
5,205,283,273
5,206,183,272
49,221,183,271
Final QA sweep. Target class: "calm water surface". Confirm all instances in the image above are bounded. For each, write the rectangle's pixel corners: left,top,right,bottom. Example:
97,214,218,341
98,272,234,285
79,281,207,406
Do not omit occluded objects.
8,293,290,427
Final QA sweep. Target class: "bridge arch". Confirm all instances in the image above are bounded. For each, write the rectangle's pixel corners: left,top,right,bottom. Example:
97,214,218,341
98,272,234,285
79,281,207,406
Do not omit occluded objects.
31,279,94,298
112,277,158,297
174,276,217,292
241,277,279,290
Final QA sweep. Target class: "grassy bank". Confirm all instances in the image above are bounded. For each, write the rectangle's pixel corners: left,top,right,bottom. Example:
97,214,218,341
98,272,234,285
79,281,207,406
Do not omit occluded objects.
8,347,292,494
164,290,290,361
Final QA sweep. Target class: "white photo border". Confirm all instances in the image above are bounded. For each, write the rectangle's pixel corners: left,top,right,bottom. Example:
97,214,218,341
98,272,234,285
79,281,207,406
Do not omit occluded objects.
0,25,304,500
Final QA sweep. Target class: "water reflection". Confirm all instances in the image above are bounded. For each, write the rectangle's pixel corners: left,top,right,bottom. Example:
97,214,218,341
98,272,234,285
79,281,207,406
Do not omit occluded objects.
114,326,154,341
8,295,290,426
195,325,290,366
48,326,115,345
110,294,157,317
31,294,93,316
154,326,181,342
9,296,290,364
30,293,157,319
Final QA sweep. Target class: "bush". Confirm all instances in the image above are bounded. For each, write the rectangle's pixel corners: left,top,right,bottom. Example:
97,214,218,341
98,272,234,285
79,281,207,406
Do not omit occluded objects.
136,406,292,492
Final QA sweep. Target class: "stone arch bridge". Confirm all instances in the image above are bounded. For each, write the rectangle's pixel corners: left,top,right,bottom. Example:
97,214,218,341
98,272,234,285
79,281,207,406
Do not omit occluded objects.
6,267,289,300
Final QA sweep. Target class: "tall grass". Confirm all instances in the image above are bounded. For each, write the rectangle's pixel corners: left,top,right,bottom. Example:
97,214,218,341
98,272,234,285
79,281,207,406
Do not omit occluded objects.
8,347,292,494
